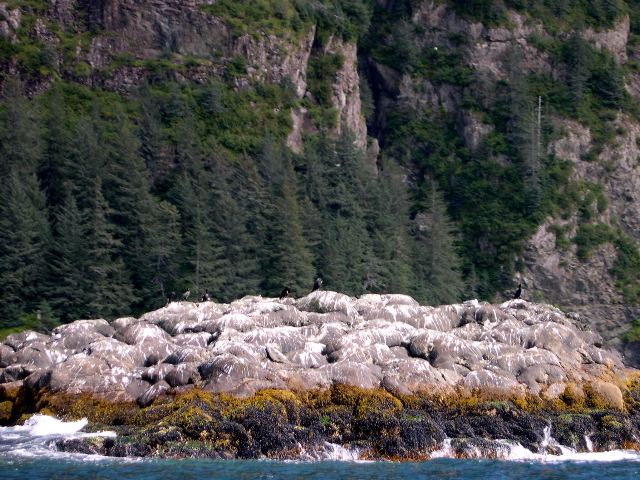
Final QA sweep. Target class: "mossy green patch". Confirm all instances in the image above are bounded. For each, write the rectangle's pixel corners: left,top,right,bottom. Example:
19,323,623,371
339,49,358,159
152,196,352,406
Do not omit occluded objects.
0,400,13,423
35,392,139,425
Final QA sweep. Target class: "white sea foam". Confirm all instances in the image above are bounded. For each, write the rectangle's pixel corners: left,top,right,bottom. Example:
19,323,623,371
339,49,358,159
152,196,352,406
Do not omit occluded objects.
427,429,640,464
0,415,117,461
295,441,367,462
24,414,88,436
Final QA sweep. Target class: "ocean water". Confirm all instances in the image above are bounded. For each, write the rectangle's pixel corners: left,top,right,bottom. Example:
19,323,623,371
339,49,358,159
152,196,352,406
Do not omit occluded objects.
1,416,640,480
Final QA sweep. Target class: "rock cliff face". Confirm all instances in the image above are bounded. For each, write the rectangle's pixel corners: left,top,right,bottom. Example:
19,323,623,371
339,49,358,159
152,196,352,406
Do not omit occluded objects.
26,0,367,146
523,112,640,360
365,2,640,365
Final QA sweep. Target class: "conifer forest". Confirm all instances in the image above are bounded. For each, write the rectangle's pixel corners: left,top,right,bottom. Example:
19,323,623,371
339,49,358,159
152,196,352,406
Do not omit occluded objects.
2,0,640,344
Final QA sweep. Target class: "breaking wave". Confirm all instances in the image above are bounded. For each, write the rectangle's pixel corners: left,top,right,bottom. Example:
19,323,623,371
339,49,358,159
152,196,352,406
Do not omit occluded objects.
0,414,116,461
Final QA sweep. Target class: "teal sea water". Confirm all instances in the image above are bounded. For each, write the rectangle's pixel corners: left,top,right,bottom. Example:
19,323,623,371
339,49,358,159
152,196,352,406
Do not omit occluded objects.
1,415,640,480
2,456,640,480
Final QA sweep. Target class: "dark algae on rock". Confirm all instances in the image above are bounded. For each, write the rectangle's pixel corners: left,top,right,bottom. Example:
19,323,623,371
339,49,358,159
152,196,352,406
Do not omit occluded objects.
2,292,640,459
20,384,640,460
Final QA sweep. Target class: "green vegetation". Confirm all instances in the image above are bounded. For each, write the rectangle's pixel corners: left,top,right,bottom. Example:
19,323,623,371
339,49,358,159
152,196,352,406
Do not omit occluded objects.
199,0,372,43
622,318,640,343
1,0,640,332
0,69,463,327
359,1,640,300
504,0,626,31
0,304,59,341
200,0,307,39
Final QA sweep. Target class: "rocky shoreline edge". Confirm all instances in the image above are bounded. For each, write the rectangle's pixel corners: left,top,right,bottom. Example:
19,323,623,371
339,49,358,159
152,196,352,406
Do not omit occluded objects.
1,292,640,459
4,384,640,460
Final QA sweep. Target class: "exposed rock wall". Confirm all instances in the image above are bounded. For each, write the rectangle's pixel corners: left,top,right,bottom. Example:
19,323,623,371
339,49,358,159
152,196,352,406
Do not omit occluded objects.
34,0,368,147
369,3,640,365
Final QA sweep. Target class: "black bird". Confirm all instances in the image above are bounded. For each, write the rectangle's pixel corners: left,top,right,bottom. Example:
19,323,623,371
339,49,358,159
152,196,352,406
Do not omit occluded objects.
279,287,290,299
166,292,175,306
201,289,210,302
181,288,191,301
513,283,522,299
312,277,323,292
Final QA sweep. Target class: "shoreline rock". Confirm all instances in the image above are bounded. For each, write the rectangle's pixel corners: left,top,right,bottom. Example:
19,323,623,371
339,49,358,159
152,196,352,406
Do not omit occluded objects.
2,292,640,459
36,386,640,460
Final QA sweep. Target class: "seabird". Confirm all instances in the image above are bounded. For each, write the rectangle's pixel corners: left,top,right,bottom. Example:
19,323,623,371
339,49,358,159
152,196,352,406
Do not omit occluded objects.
312,277,323,292
279,287,290,299
181,288,191,301
201,289,210,302
513,283,522,299
166,292,175,306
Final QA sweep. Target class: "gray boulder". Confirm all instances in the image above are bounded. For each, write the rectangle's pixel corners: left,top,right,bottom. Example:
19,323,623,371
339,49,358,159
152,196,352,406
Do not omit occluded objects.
26,355,138,399
0,364,38,383
4,331,49,350
242,327,307,354
0,292,631,403
87,338,147,367
199,353,268,393
114,322,170,345
0,344,14,367
296,291,358,317
285,349,328,368
165,362,200,387
317,362,382,390
9,342,62,369
163,346,211,365
173,332,213,348
138,381,170,407
50,321,113,351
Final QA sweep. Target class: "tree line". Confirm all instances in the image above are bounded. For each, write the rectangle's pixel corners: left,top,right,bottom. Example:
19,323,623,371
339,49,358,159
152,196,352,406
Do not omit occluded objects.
0,78,466,328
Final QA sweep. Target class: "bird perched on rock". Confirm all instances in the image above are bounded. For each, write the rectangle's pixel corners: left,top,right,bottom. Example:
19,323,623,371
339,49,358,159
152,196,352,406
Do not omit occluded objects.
279,287,290,299
513,283,522,299
312,277,323,292
201,289,210,302
181,288,191,301
166,292,175,306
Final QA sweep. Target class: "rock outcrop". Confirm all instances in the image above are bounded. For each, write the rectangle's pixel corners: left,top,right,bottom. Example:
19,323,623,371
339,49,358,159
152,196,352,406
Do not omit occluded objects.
6,0,368,148
3,292,640,460
0,292,634,408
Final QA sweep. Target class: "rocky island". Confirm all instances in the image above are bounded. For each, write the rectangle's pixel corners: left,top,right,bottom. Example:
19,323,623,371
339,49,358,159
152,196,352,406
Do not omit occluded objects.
1,291,640,460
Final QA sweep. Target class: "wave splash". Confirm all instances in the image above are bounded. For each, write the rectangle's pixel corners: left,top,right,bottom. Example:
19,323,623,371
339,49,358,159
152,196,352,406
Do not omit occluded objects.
1,416,640,464
0,414,116,461
429,426,640,463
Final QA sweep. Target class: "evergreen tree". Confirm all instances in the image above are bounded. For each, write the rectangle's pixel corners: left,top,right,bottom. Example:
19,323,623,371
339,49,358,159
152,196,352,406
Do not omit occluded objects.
368,162,414,294
70,114,107,210
39,84,75,210
47,195,90,322
0,79,50,326
173,168,223,300
260,147,315,297
0,78,43,174
138,86,167,184
566,33,593,114
301,128,379,295
0,171,51,326
197,149,267,302
590,50,626,109
102,108,179,309
146,200,181,303
505,42,532,162
412,185,464,305
169,113,222,299
84,181,137,318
